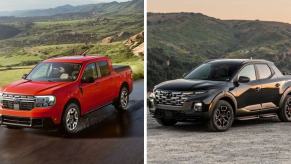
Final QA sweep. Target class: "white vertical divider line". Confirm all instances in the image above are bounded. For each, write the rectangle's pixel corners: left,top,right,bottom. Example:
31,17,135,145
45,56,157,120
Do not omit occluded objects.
144,0,148,163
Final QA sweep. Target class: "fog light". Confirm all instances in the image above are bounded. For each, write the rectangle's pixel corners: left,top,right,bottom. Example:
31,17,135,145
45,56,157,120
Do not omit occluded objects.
148,98,155,108
193,102,203,112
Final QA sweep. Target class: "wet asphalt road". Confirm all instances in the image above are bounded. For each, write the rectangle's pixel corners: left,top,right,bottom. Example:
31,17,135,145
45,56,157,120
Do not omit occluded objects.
148,112,291,164
0,80,144,164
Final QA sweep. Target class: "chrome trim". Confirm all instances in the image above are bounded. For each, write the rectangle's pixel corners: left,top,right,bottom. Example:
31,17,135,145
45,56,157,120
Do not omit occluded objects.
1,93,35,110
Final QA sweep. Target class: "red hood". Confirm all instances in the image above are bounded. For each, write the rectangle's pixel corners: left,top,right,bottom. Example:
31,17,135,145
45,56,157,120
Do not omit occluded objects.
2,80,72,95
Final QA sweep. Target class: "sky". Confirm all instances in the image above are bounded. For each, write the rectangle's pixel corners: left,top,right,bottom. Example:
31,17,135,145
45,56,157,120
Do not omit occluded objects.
148,0,291,24
0,0,129,11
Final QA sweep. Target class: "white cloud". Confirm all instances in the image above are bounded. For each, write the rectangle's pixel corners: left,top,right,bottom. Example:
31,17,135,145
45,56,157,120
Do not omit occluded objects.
0,0,129,11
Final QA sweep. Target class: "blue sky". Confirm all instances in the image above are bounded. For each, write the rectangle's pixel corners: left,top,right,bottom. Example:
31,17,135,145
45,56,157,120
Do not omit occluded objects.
0,0,129,11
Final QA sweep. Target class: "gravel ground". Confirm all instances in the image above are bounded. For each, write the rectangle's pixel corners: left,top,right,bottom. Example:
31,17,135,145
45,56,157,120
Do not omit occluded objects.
147,111,291,164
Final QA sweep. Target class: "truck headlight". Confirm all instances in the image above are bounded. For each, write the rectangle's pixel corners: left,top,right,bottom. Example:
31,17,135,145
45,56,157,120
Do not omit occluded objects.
149,92,155,98
35,96,56,107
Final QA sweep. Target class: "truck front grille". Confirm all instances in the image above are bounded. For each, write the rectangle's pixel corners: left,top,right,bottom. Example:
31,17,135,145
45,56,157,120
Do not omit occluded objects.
154,90,191,106
1,94,35,110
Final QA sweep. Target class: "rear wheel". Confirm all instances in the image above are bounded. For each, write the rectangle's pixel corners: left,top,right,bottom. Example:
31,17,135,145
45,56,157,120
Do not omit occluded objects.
278,95,291,122
208,100,234,132
60,103,80,135
114,86,129,112
155,118,177,126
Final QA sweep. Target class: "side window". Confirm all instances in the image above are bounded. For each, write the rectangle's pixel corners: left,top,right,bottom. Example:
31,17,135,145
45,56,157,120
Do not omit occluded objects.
256,64,272,79
237,64,256,81
97,61,110,77
271,65,283,77
82,63,98,81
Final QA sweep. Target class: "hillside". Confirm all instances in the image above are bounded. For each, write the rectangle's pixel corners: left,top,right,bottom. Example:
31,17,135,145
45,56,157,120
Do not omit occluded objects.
0,0,144,86
0,0,143,17
147,12,291,89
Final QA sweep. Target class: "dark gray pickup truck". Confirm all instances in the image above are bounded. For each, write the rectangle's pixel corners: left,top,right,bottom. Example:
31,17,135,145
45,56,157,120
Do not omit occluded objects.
149,59,291,131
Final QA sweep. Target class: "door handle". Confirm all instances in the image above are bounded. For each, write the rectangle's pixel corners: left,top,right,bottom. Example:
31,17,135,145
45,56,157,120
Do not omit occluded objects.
275,83,280,87
255,87,261,92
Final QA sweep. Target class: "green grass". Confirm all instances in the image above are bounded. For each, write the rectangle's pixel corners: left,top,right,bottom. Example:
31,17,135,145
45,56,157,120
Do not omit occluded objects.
0,68,32,87
118,59,144,80
34,19,93,27
0,42,143,87
0,3,143,87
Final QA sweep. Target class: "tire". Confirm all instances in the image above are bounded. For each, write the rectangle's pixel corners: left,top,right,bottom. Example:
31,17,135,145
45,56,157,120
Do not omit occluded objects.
60,103,81,135
114,86,129,112
155,118,177,126
208,100,234,132
278,95,291,122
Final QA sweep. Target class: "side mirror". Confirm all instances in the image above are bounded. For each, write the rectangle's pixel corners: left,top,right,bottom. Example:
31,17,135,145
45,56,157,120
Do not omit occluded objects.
82,76,95,83
22,74,28,79
182,73,187,78
238,76,250,83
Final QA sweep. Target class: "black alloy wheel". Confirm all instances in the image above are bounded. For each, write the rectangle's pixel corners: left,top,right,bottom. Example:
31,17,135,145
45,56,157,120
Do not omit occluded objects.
278,95,291,122
208,100,234,132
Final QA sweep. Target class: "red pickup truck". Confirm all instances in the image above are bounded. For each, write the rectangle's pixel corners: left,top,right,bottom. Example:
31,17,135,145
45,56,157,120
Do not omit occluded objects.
0,56,133,134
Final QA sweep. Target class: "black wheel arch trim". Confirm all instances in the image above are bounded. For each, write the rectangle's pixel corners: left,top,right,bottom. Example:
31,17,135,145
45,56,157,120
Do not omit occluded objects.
208,91,237,118
62,98,81,118
279,87,291,109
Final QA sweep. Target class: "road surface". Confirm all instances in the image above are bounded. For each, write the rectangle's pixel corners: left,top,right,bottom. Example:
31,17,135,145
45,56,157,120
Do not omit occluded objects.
0,80,144,164
148,111,291,164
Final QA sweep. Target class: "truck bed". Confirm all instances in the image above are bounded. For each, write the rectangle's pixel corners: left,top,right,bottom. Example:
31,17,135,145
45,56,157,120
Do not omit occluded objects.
113,65,131,73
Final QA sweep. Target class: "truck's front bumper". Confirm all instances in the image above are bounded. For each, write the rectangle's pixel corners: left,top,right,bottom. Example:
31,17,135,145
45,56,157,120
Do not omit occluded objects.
0,107,57,128
0,115,55,128
148,97,210,121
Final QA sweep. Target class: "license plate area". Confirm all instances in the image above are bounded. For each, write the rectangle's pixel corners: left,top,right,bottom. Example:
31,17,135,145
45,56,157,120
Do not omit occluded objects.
13,103,20,110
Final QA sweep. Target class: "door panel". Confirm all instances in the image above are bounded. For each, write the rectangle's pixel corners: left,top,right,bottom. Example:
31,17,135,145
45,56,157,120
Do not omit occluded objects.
96,61,117,104
80,63,102,113
81,83,102,113
231,81,262,113
255,64,281,108
231,64,262,115
259,80,281,108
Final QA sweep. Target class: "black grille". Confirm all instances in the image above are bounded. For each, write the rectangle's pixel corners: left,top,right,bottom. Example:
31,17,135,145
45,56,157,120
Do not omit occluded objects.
2,94,35,110
2,100,14,109
154,90,192,106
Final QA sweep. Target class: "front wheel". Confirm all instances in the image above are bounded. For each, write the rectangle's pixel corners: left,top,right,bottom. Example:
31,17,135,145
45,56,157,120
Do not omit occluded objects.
208,100,234,132
114,86,129,112
60,103,80,135
278,95,291,122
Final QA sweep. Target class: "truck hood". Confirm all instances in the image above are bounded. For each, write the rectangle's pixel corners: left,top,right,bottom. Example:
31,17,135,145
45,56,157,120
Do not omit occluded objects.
155,79,227,91
2,80,71,95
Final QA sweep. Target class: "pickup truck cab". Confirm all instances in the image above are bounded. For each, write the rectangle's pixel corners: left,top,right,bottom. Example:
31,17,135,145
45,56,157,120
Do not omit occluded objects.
0,55,133,134
149,59,291,131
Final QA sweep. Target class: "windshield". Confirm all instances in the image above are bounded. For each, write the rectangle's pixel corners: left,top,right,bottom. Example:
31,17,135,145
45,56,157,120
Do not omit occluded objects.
185,62,241,81
26,62,82,82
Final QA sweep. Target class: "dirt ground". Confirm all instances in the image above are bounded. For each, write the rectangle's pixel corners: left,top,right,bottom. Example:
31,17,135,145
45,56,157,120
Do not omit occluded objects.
147,112,291,164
